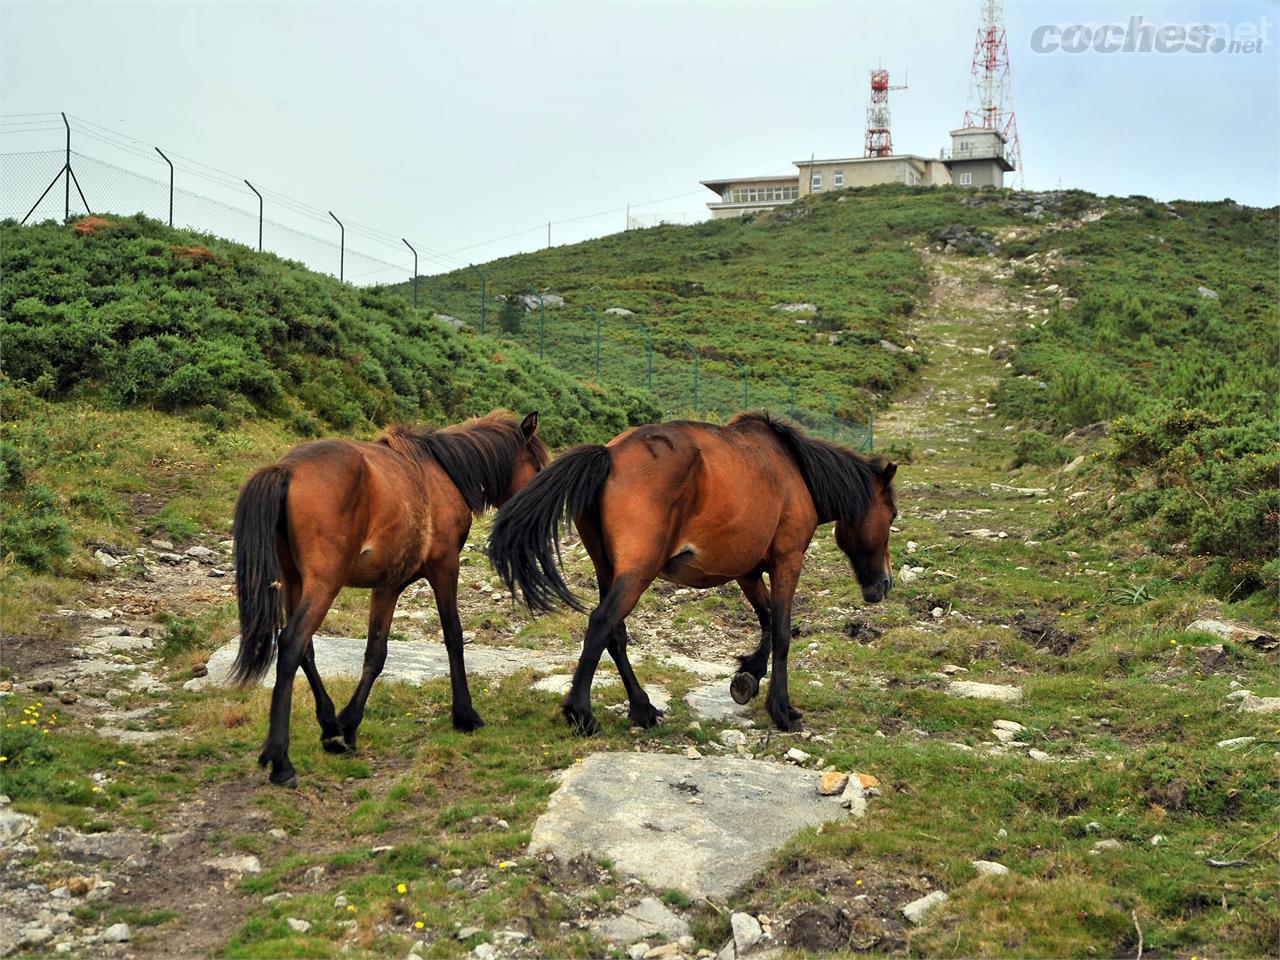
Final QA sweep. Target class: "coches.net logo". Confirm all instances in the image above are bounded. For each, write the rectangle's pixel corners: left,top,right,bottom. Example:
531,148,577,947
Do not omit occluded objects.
1030,15,1270,54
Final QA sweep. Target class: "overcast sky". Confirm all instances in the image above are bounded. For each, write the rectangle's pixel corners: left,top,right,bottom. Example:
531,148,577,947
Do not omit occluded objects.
2,1,1276,276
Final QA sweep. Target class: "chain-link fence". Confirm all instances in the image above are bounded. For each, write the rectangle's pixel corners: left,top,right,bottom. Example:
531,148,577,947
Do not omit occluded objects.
1,113,872,450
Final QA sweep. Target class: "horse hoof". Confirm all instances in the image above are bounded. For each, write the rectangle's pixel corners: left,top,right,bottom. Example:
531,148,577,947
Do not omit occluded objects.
452,710,486,733
628,705,664,729
321,734,350,754
563,707,600,737
269,768,298,789
730,672,759,705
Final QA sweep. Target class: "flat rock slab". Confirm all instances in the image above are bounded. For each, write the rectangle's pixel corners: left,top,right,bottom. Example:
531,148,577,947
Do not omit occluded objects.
529,752,849,900
684,680,754,725
946,680,1023,702
590,896,689,944
189,636,572,690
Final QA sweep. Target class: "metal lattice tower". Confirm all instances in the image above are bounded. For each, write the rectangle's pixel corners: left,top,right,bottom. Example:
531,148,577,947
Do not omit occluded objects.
864,68,907,158
963,0,1022,184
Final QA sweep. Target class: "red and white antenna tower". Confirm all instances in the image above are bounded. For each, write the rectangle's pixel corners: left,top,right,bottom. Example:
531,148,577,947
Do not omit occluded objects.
963,0,1022,184
865,68,907,158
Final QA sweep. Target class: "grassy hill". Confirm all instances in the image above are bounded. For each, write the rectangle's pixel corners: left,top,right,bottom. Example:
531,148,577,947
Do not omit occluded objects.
405,185,1022,430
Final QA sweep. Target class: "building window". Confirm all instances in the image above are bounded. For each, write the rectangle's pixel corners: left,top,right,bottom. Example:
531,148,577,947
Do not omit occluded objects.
833,170,844,187
729,184,798,203
959,172,973,186
811,172,822,191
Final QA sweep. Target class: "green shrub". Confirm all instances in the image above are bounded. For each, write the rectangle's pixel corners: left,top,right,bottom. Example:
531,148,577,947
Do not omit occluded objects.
1011,429,1069,468
1,484,72,571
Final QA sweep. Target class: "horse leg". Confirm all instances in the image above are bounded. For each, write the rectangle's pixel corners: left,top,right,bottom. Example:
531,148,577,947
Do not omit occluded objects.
335,586,401,751
279,562,342,751
259,582,339,787
764,554,805,732
730,572,771,705
427,560,484,732
578,517,661,729
564,573,650,736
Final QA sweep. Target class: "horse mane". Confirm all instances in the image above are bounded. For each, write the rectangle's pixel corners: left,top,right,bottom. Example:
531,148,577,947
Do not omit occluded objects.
380,412,548,513
732,412,889,525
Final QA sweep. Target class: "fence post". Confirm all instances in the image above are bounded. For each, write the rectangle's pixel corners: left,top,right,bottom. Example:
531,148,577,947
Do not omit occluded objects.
586,306,602,380
469,265,487,333
682,340,700,415
631,318,654,393
155,147,174,226
402,239,418,308
824,392,837,440
63,112,70,221
244,180,263,251
328,211,344,282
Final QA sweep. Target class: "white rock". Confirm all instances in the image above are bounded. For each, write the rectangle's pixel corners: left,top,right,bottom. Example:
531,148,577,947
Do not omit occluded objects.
149,539,174,551
94,550,121,569
1217,736,1256,749
730,912,763,955
286,918,312,933
472,944,497,960
992,720,1025,733
970,860,1009,876
101,923,131,943
1090,839,1123,854
185,545,217,561
1239,695,1280,714
205,854,262,875
785,747,811,763
948,681,1023,702
1027,749,1053,762
901,890,948,925
1149,834,1166,846
0,809,38,844
930,607,944,619
719,730,748,749
628,944,650,960
839,776,867,818
686,746,702,760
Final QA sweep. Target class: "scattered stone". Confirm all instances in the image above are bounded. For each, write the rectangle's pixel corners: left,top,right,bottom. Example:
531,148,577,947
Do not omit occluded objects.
149,539,174,551
1090,839,1123,854
930,607,944,619
971,860,1009,876
66,876,92,897
94,550,121,569
268,828,287,841
0,809,38,844
263,892,293,905
719,729,748,749
686,746,703,760
472,944,498,960
992,719,1025,733
628,944,650,960
817,772,848,796
591,897,690,944
1238,695,1280,714
1149,835,1166,846
947,681,1023,702
529,753,853,899
31,679,54,693
59,690,79,705
456,927,482,940
785,747,811,764
1186,619,1276,649
605,307,635,317
940,664,968,675
771,302,818,314
205,854,262,875
879,339,903,353
901,891,948,925
303,865,326,884
21,925,54,947
1196,285,1219,300
1217,736,1256,749
1027,749,1053,762
839,776,867,817
286,917,312,933
856,773,880,789
102,923,131,943
730,912,763,954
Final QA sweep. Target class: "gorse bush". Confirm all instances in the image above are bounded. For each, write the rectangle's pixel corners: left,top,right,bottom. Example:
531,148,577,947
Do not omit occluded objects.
994,196,1278,599
0,215,658,448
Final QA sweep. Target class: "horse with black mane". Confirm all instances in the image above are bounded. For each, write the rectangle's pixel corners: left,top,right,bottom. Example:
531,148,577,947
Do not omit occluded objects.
487,412,896,735
232,411,546,787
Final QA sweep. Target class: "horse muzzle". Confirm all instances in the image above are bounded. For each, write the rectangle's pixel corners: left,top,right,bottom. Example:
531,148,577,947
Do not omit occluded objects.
861,575,892,604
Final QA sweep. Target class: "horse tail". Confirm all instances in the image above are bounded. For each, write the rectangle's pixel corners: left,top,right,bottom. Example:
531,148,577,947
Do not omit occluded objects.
231,464,290,686
487,444,612,614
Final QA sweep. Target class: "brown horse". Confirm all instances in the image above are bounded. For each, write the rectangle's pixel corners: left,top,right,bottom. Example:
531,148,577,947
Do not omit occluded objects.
232,411,547,786
487,412,896,735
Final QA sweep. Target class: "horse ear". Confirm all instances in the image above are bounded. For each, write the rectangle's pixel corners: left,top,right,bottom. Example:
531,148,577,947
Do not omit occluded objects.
521,412,539,437
881,461,897,485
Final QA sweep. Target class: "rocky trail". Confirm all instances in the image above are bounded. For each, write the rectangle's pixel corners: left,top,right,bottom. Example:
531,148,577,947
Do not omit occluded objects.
3,224,1276,959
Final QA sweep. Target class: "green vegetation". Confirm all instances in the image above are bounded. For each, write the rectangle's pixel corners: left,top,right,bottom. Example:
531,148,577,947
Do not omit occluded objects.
992,196,1278,601
404,186,1025,428
0,214,657,446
